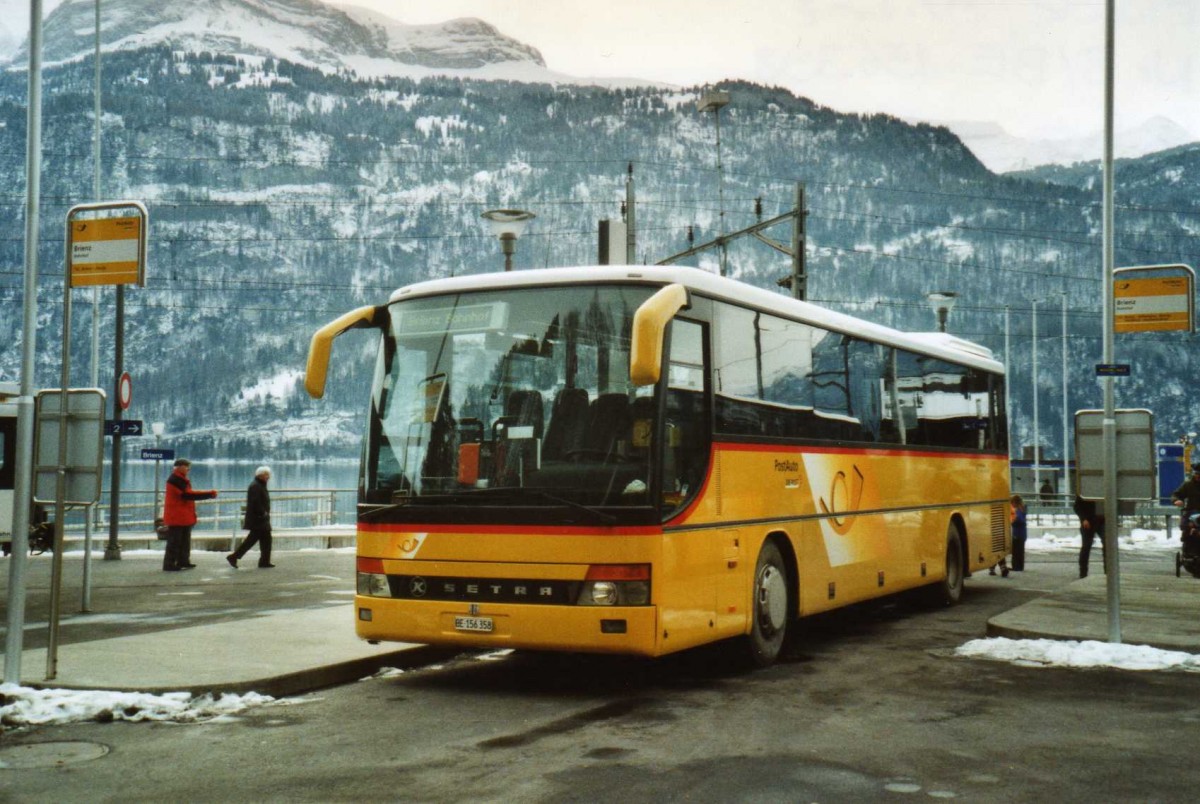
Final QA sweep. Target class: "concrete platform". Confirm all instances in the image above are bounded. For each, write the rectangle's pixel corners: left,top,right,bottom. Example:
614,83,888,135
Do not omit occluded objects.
987,572,1200,652
14,605,446,697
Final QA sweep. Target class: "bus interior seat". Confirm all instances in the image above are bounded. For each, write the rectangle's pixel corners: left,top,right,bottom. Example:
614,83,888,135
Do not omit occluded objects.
495,389,544,439
543,387,589,461
583,393,633,459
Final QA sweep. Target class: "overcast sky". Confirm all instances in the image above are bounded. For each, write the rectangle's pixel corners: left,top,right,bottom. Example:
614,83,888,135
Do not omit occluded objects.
329,0,1198,141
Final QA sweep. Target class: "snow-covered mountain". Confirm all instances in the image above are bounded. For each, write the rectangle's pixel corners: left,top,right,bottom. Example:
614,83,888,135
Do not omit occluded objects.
0,0,665,88
946,116,1196,173
3,0,546,74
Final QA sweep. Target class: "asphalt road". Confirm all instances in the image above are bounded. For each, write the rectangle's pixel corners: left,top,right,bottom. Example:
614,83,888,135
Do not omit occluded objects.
2,549,1198,802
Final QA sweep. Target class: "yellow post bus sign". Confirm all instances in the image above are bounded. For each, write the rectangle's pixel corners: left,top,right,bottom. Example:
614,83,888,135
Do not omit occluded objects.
1113,265,1194,333
67,202,148,288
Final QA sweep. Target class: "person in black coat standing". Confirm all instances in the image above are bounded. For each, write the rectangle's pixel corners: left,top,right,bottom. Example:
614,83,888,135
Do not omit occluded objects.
1073,494,1106,579
227,466,274,568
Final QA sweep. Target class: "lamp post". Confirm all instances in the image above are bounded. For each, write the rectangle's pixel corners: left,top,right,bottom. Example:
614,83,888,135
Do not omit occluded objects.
697,88,730,275
1061,293,1069,497
481,209,535,272
151,421,165,519
926,291,957,333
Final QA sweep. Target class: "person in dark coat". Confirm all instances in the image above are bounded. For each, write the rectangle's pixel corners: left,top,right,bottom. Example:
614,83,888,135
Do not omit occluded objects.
227,466,273,568
1171,462,1200,556
1073,494,1106,579
1010,494,1028,571
162,458,218,571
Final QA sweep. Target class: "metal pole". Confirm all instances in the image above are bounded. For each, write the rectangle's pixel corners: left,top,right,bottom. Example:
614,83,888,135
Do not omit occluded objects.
1004,306,1012,464
4,0,45,686
153,432,161,519
105,285,123,559
714,108,727,276
82,0,102,611
1032,300,1040,495
1061,292,1070,498
791,183,806,301
48,257,75,680
625,163,636,265
1101,0,1121,643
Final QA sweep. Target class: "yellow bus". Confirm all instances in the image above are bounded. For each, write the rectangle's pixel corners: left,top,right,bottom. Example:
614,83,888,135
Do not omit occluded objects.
306,266,1010,666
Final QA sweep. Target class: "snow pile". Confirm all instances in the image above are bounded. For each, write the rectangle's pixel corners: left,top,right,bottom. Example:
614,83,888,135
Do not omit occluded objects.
955,638,1200,673
1028,526,1180,554
0,683,274,727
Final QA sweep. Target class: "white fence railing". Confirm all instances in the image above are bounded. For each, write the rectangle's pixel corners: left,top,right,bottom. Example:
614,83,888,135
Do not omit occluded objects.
54,488,357,536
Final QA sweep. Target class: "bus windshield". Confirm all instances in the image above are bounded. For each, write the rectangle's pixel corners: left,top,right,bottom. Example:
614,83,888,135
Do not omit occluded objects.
361,284,664,518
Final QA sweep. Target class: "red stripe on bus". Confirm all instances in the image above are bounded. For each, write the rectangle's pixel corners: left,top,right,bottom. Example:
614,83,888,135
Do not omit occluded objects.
356,522,662,537
712,441,1009,461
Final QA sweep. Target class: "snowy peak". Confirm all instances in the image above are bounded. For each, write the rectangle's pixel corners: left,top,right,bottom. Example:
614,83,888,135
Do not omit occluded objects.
338,7,544,69
8,0,545,74
946,116,1197,173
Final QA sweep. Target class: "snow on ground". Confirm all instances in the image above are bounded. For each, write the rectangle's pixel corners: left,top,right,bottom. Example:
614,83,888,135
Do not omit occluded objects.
0,683,276,728
956,638,1200,673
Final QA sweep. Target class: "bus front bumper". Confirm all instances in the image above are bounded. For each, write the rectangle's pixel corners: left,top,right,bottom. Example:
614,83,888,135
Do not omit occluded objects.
354,595,661,657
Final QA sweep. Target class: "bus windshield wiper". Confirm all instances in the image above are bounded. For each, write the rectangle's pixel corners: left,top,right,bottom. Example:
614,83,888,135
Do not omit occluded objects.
521,489,616,525
358,487,616,524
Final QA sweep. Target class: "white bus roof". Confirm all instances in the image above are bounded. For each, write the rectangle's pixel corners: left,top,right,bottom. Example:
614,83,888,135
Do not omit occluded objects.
387,265,1004,375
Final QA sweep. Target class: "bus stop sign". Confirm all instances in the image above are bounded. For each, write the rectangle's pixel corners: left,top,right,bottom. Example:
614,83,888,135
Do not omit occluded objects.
1074,409,1156,501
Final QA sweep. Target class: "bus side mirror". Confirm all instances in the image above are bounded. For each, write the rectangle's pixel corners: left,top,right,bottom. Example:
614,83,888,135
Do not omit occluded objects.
630,284,689,386
305,305,380,399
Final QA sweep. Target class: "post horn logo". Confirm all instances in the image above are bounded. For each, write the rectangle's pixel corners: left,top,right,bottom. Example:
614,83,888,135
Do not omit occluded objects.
818,465,866,535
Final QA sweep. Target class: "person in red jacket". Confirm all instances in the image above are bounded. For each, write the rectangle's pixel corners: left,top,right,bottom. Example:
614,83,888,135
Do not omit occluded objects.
162,458,217,571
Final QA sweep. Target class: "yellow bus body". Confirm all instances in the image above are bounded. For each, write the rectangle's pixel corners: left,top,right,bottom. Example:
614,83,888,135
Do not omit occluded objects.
355,442,1010,657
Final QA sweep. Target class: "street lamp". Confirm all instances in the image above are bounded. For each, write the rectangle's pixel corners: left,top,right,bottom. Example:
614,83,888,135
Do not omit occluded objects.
481,209,535,272
151,421,165,519
697,88,730,275
926,291,958,333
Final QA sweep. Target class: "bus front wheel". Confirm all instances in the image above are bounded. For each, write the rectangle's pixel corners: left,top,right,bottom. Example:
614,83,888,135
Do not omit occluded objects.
744,540,790,667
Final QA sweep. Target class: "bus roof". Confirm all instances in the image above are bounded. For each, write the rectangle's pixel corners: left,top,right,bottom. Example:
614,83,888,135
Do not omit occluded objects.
387,265,1004,374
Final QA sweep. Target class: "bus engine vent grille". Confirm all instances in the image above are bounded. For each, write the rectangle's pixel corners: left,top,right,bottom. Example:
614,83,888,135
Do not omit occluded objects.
990,503,1006,553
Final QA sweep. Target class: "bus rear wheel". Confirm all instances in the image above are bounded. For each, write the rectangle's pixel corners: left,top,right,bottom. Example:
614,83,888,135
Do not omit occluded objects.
930,523,965,606
743,540,790,667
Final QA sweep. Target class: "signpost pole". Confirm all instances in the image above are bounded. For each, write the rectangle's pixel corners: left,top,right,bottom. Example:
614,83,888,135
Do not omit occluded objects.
4,0,45,687
1100,0,1121,643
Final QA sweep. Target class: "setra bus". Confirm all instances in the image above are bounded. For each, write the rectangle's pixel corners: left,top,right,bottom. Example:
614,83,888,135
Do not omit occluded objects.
305,266,1009,665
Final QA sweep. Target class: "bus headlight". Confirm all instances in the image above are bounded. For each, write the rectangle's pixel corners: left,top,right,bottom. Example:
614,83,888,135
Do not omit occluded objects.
357,572,391,597
356,557,391,597
577,565,651,606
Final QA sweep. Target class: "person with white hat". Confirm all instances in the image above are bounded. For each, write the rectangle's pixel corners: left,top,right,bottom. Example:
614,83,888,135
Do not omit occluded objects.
227,466,274,568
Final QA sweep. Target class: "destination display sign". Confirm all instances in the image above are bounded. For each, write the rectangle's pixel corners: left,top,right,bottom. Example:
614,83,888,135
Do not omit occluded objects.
1114,276,1191,332
69,216,144,287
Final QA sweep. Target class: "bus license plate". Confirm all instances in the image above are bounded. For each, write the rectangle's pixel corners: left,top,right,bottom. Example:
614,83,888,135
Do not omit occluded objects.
454,616,494,633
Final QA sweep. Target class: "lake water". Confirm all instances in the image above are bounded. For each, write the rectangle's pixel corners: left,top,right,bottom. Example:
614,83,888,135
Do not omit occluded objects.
103,461,360,495
89,461,362,526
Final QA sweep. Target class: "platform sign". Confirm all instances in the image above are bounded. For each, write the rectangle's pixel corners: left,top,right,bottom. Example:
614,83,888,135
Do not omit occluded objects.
66,201,149,288
141,448,175,461
1074,408,1156,501
104,419,144,437
1113,265,1195,333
